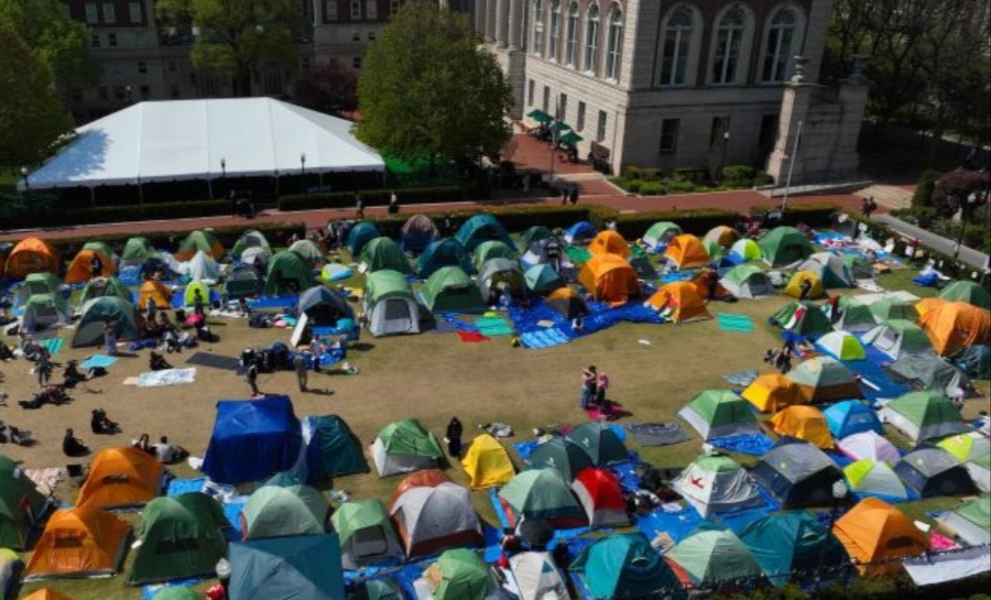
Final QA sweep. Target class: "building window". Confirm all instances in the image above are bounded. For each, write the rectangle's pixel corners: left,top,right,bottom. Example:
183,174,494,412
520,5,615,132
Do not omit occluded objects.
709,116,730,146
139,85,150,99
596,110,606,142
584,4,600,75
559,93,567,120
70,88,83,102
352,30,360,41
353,56,362,69
659,118,679,152
325,0,338,21
351,0,361,19
168,59,177,73
264,72,283,95
758,113,779,148
660,6,692,86
137,62,146,74
713,7,745,84
366,0,377,19
108,33,118,47
565,2,578,66
548,1,561,61
170,84,180,98
113,85,126,101
85,3,98,23
577,101,586,131
391,0,400,16
531,0,544,57
368,31,376,41
604,4,622,80
129,2,142,23
762,8,796,82
91,33,101,48
527,79,535,105
98,86,109,101
102,3,116,23
542,85,550,113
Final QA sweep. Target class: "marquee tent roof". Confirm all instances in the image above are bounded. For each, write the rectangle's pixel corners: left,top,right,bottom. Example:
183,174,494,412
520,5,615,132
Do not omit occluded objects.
23,98,384,189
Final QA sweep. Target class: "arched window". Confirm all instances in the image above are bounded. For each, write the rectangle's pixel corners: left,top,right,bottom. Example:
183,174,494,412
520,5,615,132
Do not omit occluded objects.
565,2,579,65
604,5,623,79
584,4,600,74
660,7,693,86
712,6,745,84
762,7,796,82
549,1,562,60
532,0,544,56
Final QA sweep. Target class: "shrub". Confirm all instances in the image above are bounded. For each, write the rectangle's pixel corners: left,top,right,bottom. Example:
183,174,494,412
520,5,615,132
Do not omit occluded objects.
609,177,630,190
722,165,756,182
639,181,665,196
621,165,642,180
0,198,235,230
674,167,707,183
754,170,775,186
639,167,664,181
278,185,464,211
667,179,697,193
624,180,643,193
750,202,838,228
912,168,940,210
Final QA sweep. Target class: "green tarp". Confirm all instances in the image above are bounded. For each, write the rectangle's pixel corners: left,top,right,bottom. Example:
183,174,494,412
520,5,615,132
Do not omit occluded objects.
241,484,329,540
0,455,47,549
940,280,991,309
571,533,678,599
759,226,812,267
420,266,485,313
360,237,412,274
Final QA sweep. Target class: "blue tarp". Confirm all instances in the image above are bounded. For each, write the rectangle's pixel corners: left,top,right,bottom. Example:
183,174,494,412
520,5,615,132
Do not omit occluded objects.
634,506,702,544
708,433,776,456
202,396,303,485
843,345,911,403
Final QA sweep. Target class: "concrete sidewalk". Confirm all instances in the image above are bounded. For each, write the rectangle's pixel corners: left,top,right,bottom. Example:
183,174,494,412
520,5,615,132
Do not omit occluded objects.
874,214,990,270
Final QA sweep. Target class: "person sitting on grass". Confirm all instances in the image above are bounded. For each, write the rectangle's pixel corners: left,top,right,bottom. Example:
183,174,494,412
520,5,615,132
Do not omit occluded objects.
91,409,121,435
62,360,87,389
149,351,172,371
62,428,89,457
154,435,188,464
133,433,154,455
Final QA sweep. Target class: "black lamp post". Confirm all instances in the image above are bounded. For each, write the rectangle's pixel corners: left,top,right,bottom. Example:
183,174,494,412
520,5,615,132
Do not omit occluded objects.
20,166,29,194
953,192,979,261
816,480,849,590
300,152,307,194
220,157,227,197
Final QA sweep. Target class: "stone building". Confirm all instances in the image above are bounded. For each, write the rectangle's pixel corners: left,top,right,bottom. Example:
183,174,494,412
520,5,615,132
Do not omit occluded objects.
475,0,866,181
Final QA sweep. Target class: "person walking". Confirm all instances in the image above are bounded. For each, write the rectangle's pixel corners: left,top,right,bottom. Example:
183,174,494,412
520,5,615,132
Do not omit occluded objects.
246,361,260,397
293,353,308,392
103,321,118,356
388,191,399,214
445,417,464,458
569,184,580,205
37,349,52,387
355,194,365,219
580,366,597,410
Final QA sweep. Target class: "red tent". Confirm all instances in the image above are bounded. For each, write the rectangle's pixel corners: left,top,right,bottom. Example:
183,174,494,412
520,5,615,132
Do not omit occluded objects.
570,468,630,528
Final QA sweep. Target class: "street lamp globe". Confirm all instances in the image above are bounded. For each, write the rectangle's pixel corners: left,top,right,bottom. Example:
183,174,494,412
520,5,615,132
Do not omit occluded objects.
20,167,28,177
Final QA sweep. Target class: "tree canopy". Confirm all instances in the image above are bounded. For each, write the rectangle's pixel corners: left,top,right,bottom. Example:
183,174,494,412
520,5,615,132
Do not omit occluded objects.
156,0,301,96
356,1,512,167
0,0,98,91
293,60,358,116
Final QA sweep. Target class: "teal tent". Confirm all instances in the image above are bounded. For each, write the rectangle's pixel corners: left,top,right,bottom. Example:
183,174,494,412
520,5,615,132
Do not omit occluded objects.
455,214,514,253
738,512,847,585
229,534,344,600
571,533,679,599
360,237,412,274
939,280,991,309
565,422,627,465
303,415,369,480
348,222,381,256
264,251,314,296
72,296,141,347
759,226,813,267
524,264,564,295
520,226,553,248
417,238,475,278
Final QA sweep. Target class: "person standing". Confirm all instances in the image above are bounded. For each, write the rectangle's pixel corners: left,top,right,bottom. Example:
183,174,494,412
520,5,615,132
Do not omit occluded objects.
103,321,118,356
595,372,610,406
355,194,365,219
798,278,813,301
90,253,104,280
569,184,580,205
193,288,206,318
246,361,260,397
293,353,308,392
446,417,464,458
37,348,52,387
580,366,597,410
388,191,399,214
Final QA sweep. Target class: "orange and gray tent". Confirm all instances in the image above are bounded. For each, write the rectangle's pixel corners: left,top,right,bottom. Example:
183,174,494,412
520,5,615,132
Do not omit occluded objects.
546,287,589,319
587,230,629,258
664,234,710,269
76,447,164,509
65,249,114,284
832,497,927,575
5,237,60,279
389,481,482,558
770,405,834,449
702,225,739,249
24,507,130,580
742,373,803,412
137,280,173,310
645,281,711,323
919,301,991,356
786,356,863,403
387,469,452,507
577,254,640,305
175,230,224,261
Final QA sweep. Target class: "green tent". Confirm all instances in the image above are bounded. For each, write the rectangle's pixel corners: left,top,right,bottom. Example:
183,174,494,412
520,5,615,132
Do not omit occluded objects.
643,221,681,247
428,549,494,600
520,226,553,248
565,244,592,266
666,527,763,587
304,415,370,480
225,265,263,299
122,236,156,261
524,264,564,295
454,214,514,253
417,238,475,278
703,239,725,260
678,390,761,441
241,484,329,540
869,298,918,323
862,319,932,359
372,418,444,477
0,455,47,549
738,512,847,585
130,492,229,584
177,230,222,260
834,296,877,333
787,355,863,403
232,229,271,258
420,266,485,313
289,239,326,266
565,421,628,465
771,301,834,337
354,579,404,600
955,495,990,531
347,222,381,256
152,588,202,600
78,276,131,307
498,469,586,525
363,270,420,336
82,241,117,262
571,533,678,598
720,263,774,298
759,226,813,267
937,495,990,547
842,255,874,280
884,391,968,443
527,438,593,481
940,280,991,309
331,499,403,569
729,238,763,262
22,292,71,331
264,251,314,296
473,240,517,272
360,237,412,274
264,471,305,487
21,272,69,315
951,345,991,379
72,296,141,347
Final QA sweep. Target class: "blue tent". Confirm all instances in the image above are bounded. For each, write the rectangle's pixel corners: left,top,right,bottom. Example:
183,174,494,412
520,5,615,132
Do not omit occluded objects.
347,222,380,256
303,415,370,481
203,396,303,485
823,400,883,439
229,534,344,600
738,512,847,586
454,215,514,253
563,221,596,243
416,238,474,278
570,533,679,599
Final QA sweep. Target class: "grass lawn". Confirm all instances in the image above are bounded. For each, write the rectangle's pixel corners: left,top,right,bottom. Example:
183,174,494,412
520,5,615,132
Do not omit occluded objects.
4,248,988,599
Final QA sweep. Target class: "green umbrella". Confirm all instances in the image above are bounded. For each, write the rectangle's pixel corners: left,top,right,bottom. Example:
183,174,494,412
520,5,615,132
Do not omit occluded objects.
526,109,553,123
560,131,583,144
550,121,572,134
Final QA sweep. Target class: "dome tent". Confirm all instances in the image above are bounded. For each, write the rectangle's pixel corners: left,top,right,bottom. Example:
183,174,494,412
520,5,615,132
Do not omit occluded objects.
869,297,919,323
832,296,877,333
460,433,515,490
0,454,48,549
371,419,444,477
122,236,157,263
297,285,353,326
759,226,812,267
752,438,844,508
577,254,640,306
563,221,597,244
646,281,712,323
5,237,59,279
881,391,968,443
520,225,553,247
72,296,141,348
228,534,344,600
666,526,763,588
473,240,518,271
400,214,440,253
424,549,496,600
739,512,848,586
417,238,474,278
78,276,131,307
21,293,72,332
232,229,271,258
240,484,329,539
643,221,682,249
815,331,866,361
771,301,833,338
420,266,485,313
24,507,130,580
844,459,908,501
672,454,764,518
835,431,902,465
571,533,678,598
664,234,710,269
678,390,762,440
360,237,412,275
787,356,863,403
363,270,420,336
76,447,163,509
797,252,853,288
823,400,883,439
571,467,629,528
832,498,927,575
895,446,976,498
720,263,773,298
939,280,990,309
527,438,593,481
728,238,762,262
498,469,586,529
389,482,482,558
224,265,263,298
862,319,934,360
935,495,991,547
202,396,303,485
783,271,825,299
477,258,526,304
264,251,314,296
587,230,630,259
454,214,514,253
332,499,403,569
742,373,803,413
302,415,369,480
65,248,114,284
565,421,628,465
523,263,564,295
919,301,991,356
509,552,571,600
771,406,834,449
703,225,739,249
347,222,381,256
289,239,325,266
175,230,223,261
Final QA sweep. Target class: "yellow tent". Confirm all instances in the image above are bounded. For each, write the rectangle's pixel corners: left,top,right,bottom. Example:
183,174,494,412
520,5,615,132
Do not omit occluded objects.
742,373,803,412
783,271,825,299
461,434,515,490
138,280,173,310
770,405,834,449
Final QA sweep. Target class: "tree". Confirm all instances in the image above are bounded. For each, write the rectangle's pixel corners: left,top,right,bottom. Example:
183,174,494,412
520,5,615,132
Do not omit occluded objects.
932,168,990,218
293,60,358,116
356,1,512,170
156,0,301,96
0,22,73,167
0,0,98,91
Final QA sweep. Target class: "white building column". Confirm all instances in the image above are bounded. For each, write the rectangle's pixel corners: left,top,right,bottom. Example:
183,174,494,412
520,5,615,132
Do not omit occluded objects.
508,0,522,49
475,0,487,35
486,0,498,42
496,0,510,47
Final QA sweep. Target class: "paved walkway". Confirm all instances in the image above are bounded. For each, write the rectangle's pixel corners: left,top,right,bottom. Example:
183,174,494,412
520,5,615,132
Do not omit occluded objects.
874,214,990,270
855,184,913,211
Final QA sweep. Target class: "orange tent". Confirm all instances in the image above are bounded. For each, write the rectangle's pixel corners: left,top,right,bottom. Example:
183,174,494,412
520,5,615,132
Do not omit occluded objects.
915,297,945,319
65,249,114,284
137,280,173,310
832,497,927,575
5,237,60,279
76,447,163,509
742,373,803,412
21,590,77,600
25,507,129,579
702,225,739,249
388,469,452,507
690,268,729,300
577,254,640,306
664,234,710,269
645,281,711,323
587,230,630,258
770,405,834,449
919,301,991,356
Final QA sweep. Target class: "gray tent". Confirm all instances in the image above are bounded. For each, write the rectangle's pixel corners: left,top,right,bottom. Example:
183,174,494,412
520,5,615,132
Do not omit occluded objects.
478,258,526,304
72,296,141,347
297,286,353,326
232,229,271,259
887,354,974,398
751,438,844,508
895,447,977,498
363,270,421,337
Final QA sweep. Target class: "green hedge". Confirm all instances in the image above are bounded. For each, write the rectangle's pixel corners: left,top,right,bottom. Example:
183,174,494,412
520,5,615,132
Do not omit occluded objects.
278,186,464,211
1,199,234,231
750,202,839,228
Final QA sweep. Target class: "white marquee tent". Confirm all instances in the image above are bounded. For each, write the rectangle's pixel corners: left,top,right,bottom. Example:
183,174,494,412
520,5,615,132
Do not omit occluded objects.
22,98,385,189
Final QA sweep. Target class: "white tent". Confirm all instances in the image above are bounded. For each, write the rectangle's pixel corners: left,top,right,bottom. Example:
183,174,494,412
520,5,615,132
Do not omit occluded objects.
23,98,385,189
182,250,222,283
509,552,572,600
671,454,765,517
